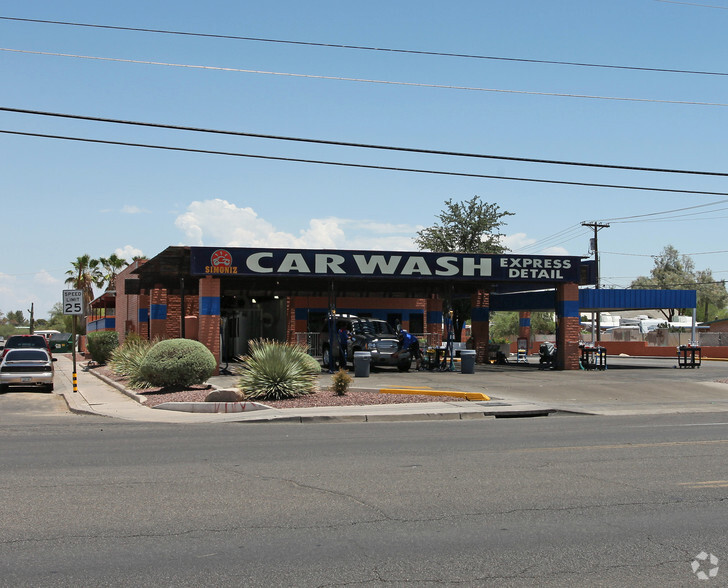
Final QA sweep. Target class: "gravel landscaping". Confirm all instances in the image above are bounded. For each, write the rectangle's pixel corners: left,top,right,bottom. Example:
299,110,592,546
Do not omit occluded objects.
90,364,460,409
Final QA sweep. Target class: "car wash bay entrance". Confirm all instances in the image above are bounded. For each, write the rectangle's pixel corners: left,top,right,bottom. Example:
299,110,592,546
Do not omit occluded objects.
127,245,601,370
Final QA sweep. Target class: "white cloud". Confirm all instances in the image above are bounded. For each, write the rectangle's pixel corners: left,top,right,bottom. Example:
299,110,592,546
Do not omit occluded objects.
502,232,536,251
541,246,570,256
174,199,420,250
34,270,60,286
115,245,145,262
0,272,17,295
121,205,149,214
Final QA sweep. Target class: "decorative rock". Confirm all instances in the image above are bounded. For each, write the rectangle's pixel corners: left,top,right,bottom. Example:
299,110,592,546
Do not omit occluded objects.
205,388,244,402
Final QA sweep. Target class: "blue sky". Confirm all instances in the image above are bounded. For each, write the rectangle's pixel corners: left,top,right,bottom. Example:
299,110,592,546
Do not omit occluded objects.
2,0,727,319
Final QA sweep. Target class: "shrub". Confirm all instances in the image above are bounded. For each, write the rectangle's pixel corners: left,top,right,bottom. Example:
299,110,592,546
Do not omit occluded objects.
109,335,156,389
239,340,319,401
331,368,352,396
86,331,119,364
139,338,217,388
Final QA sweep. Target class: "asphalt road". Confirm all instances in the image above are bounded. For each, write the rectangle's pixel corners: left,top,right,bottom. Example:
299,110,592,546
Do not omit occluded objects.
1,408,726,586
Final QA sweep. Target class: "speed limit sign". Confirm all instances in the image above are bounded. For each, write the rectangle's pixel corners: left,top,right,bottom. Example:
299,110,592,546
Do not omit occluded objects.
63,290,84,315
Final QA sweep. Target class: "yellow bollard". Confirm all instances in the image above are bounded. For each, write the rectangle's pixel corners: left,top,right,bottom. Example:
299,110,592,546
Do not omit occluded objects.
72,372,78,393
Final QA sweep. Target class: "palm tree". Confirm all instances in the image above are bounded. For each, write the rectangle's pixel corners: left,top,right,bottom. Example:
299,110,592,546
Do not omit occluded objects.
99,253,127,292
65,254,104,315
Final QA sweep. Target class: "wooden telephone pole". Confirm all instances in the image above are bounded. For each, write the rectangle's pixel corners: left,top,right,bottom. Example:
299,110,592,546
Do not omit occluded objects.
582,222,610,341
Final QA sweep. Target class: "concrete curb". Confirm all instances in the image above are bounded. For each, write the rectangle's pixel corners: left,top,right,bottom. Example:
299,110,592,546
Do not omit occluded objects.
153,400,271,413
83,364,147,404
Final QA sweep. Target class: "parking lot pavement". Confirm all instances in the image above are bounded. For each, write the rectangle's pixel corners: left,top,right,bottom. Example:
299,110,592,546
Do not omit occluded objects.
54,354,728,422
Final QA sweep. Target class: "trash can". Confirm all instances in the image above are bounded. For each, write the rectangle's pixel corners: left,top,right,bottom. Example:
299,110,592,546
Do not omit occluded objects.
460,350,476,374
353,351,371,377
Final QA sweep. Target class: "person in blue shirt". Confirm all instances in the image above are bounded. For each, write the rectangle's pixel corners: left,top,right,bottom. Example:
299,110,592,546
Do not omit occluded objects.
337,323,350,369
396,329,422,371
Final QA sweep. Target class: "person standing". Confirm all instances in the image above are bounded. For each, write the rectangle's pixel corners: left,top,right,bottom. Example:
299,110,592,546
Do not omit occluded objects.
337,323,350,369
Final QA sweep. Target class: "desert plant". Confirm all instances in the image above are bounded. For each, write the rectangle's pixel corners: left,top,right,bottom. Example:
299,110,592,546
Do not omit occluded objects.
331,368,352,396
239,339,319,401
86,331,119,364
108,334,156,389
139,338,217,388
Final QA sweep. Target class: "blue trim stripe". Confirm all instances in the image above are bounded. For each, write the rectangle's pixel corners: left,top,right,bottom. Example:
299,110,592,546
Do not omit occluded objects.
557,300,580,318
427,311,443,324
519,317,531,327
471,308,490,322
139,308,149,322
200,296,220,316
150,304,167,320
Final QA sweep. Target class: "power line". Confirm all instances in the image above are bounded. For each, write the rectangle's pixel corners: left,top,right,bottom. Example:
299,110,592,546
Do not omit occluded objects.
4,47,728,108
4,106,728,178
511,225,588,253
655,0,728,9
603,249,728,257
2,15,727,77
6,127,728,196
597,198,728,221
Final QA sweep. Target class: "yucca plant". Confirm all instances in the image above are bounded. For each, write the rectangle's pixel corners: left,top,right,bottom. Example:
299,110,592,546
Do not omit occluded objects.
108,334,155,389
239,339,320,401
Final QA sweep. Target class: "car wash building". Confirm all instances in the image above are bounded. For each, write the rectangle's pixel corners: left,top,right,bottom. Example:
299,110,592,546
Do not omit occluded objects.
115,245,601,371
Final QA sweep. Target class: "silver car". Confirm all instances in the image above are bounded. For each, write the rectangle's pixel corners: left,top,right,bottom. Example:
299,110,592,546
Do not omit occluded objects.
0,348,56,392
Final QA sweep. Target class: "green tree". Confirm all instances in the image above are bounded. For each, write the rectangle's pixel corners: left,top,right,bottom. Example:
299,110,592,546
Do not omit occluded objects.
489,312,519,342
65,254,103,315
6,310,26,326
46,302,84,334
631,245,728,321
415,196,514,340
415,196,513,254
695,268,728,322
99,253,128,292
489,311,555,342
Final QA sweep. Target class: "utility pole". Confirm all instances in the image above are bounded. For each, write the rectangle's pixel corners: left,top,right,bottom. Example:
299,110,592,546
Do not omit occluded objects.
28,302,35,334
582,222,610,342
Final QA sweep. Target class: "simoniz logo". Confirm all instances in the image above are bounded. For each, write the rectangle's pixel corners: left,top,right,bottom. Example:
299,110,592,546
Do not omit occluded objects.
205,249,238,274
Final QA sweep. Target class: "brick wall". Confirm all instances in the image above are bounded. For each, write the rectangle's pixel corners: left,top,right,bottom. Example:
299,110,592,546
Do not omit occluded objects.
198,277,220,374
471,290,490,363
556,282,580,370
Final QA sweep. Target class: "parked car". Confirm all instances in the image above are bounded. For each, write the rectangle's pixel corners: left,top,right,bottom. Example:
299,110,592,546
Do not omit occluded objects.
321,315,411,371
1,334,52,360
0,348,56,392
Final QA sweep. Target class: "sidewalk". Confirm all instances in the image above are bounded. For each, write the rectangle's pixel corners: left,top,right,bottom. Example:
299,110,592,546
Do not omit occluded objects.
55,355,556,424
55,354,728,424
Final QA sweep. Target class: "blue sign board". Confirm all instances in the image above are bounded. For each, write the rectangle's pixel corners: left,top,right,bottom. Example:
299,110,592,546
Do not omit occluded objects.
190,247,584,282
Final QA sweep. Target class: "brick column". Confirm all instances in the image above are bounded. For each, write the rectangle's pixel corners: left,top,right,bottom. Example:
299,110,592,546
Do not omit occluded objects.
287,296,300,345
166,294,182,339
519,311,532,347
556,282,580,370
138,292,150,340
149,286,168,341
426,296,443,347
471,290,490,364
199,276,221,374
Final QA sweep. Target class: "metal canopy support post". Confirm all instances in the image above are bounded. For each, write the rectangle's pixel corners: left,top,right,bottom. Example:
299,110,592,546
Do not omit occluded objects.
692,307,697,344
328,280,337,373
180,277,186,339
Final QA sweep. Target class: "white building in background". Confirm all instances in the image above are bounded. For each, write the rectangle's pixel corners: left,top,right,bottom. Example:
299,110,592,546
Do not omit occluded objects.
581,312,699,334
